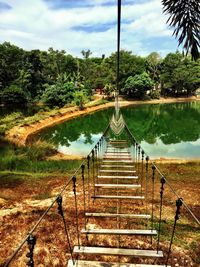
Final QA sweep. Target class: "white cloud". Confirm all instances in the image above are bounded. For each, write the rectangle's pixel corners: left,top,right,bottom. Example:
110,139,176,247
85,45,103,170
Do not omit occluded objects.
0,0,177,56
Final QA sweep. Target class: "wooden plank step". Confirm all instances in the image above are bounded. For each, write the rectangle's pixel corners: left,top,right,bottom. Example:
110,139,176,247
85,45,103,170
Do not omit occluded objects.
103,160,133,163
106,149,129,151
92,195,144,200
68,260,170,267
73,246,163,258
105,152,130,154
108,143,128,146
107,147,129,149
104,155,131,158
104,158,132,160
95,184,141,189
101,165,134,168
106,150,130,153
110,140,128,143
81,229,157,236
105,153,130,155
104,156,131,159
98,175,138,179
98,176,138,180
85,213,151,219
100,170,136,173
104,155,131,157
107,144,128,146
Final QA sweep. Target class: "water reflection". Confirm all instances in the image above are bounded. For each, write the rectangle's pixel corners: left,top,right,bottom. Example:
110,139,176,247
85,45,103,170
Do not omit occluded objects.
35,101,200,159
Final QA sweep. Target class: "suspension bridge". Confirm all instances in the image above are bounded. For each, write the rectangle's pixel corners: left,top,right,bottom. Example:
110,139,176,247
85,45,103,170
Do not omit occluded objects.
3,94,200,267
3,0,200,266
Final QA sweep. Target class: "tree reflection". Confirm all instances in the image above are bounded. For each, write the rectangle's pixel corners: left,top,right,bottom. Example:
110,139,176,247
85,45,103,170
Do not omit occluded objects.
36,102,200,148
122,102,200,145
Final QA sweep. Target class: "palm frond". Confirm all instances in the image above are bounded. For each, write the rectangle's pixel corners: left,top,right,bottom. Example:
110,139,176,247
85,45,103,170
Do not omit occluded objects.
162,0,200,60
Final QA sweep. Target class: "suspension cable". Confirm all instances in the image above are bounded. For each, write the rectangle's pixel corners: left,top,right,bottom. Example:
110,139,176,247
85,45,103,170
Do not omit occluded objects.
124,122,200,226
165,198,183,266
72,176,80,248
4,123,110,267
117,0,121,95
56,195,74,263
152,163,200,225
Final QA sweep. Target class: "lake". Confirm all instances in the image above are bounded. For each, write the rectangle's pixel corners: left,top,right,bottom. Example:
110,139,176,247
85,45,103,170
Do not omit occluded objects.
34,101,200,159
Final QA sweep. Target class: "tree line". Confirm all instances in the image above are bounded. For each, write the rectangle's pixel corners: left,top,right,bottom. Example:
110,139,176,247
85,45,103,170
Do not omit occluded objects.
0,42,199,107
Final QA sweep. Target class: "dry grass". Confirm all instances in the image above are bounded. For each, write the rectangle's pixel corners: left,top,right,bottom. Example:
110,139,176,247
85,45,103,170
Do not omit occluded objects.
0,163,200,267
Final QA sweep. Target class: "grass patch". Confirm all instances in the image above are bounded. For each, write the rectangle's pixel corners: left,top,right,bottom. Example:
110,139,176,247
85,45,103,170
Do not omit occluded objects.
0,108,63,135
0,140,81,174
0,98,109,136
0,112,24,135
33,192,52,200
86,98,110,107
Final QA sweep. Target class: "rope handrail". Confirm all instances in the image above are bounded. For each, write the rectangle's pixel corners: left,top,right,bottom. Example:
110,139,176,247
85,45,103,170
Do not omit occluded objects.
4,123,110,267
124,122,200,226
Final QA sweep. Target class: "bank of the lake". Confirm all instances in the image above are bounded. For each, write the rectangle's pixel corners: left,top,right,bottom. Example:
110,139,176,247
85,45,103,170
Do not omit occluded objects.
5,96,200,147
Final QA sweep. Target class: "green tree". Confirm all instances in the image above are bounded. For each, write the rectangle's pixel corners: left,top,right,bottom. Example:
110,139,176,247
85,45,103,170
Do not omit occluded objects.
73,90,89,110
14,70,31,92
160,52,183,95
0,42,25,88
104,50,146,90
123,72,154,99
146,52,162,89
81,49,92,59
160,53,200,96
24,49,44,98
41,80,76,107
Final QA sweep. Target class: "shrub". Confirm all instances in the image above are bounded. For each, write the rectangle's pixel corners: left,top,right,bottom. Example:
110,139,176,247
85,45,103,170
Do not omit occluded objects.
25,141,57,160
73,90,89,110
41,81,76,107
0,85,29,104
150,90,160,99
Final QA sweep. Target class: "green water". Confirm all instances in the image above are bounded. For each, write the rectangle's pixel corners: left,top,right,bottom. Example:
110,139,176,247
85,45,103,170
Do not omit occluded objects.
35,101,200,159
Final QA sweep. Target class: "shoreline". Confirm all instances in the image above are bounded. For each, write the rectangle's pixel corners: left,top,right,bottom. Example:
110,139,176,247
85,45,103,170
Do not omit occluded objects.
5,96,200,147
46,152,200,163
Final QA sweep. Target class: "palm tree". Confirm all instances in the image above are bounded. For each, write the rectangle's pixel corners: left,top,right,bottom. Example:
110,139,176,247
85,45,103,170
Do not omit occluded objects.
162,0,200,60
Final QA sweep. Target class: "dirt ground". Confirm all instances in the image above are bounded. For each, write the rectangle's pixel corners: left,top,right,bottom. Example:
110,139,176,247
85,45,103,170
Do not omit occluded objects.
0,162,200,267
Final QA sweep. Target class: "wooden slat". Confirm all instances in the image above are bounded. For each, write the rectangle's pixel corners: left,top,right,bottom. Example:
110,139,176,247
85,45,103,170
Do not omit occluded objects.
85,213,151,219
68,260,170,267
92,195,144,200
98,175,138,179
101,165,134,168
104,156,131,158
73,246,163,258
81,229,157,236
105,151,131,155
100,170,136,173
104,155,131,157
98,176,138,180
106,151,130,153
110,140,128,143
103,160,133,163
106,151,129,152
95,184,141,189
107,145,129,148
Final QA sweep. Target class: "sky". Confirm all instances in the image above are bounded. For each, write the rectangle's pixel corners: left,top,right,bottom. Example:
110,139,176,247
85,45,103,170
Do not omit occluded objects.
0,0,181,57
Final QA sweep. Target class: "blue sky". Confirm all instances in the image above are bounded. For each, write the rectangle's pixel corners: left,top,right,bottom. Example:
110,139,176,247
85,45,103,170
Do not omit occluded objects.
0,0,180,57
